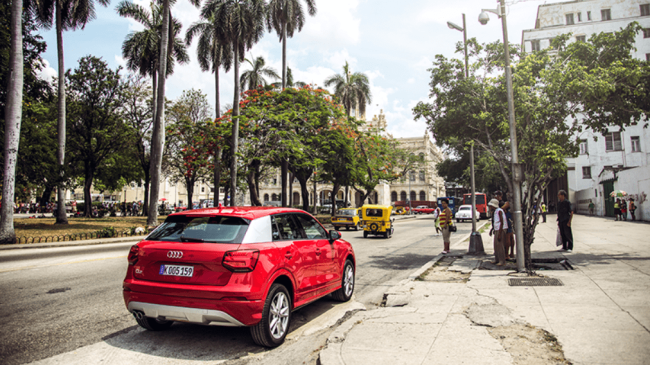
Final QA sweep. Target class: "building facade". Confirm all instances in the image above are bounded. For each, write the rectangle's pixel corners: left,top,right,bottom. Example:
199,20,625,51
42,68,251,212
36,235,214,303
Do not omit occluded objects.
522,0,650,221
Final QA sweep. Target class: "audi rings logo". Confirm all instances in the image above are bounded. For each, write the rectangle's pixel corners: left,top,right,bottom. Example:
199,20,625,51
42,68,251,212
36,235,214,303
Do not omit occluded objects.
167,251,183,259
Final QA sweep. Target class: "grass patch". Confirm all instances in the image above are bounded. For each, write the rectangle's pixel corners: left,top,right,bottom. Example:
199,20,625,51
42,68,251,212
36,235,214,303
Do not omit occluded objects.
13,216,166,240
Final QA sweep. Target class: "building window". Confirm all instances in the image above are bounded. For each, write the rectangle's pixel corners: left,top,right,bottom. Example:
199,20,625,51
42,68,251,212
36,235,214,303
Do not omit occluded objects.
409,172,416,182
577,12,582,22
410,191,417,201
391,191,397,202
400,191,407,201
642,4,650,16
579,140,588,154
419,191,426,201
566,13,574,25
273,178,277,185
201,187,205,193
647,54,650,62
272,193,278,201
576,35,586,42
531,40,541,51
587,11,591,20
605,132,622,151
601,9,611,21
264,194,269,202
644,28,650,38
631,136,641,152
419,171,425,182
582,166,592,179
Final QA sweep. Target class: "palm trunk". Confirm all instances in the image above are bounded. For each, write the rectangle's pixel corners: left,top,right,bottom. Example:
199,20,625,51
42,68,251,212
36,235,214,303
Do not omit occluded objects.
213,66,221,205
55,2,68,225
147,1,171,226
143,178,150,216
215,64,220,117
230,39,240,207
151,70,157,124
288,172,293,206
281,23,286,89
281,160,288,207
0,0,24,244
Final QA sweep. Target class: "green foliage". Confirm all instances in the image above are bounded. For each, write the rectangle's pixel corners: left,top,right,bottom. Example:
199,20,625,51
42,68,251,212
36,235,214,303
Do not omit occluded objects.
324,61,372,117
240,56,280,91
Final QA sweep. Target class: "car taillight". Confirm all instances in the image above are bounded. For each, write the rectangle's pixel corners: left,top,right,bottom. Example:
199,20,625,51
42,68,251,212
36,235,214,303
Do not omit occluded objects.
128,245,139,266
222,249,260,273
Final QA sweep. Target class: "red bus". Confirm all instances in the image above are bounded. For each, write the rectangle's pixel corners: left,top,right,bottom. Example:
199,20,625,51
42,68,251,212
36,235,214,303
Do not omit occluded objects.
463,193,488,218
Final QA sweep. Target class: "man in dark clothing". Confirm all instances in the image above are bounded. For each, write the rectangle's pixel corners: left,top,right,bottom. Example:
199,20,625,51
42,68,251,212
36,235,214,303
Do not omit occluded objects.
557,190,574,252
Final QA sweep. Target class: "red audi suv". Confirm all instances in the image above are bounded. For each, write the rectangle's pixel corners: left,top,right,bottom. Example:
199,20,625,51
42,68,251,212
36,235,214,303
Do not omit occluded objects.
123,207,355,347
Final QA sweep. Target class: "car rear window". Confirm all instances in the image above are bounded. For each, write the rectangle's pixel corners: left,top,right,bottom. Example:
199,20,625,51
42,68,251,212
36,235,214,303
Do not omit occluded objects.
460,207,470,211
365,209,383,217
336,209,356,216
147,215,249,243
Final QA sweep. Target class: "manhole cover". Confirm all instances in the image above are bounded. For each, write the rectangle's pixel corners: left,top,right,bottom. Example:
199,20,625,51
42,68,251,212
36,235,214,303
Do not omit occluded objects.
508,278,563,287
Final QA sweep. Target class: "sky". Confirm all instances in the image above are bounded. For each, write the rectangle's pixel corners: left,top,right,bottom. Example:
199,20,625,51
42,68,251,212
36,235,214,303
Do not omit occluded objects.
36,0,572,139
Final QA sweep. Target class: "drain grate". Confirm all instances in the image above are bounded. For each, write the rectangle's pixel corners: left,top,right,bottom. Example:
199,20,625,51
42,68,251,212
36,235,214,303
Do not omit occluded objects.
508,278,563,287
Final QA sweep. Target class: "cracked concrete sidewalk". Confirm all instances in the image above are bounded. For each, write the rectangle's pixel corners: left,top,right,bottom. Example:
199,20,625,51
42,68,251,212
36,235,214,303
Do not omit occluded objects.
319,214,650,365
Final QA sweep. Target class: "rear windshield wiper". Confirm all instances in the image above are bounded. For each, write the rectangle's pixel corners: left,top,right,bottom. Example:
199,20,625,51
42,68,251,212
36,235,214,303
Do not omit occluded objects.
180,235,205,242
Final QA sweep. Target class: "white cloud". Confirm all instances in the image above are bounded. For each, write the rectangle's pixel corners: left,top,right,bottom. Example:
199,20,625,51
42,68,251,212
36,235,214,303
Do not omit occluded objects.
408,78,415,84
115,55,126,68
37,59,57,83
299,0,361,47
325,49,357,71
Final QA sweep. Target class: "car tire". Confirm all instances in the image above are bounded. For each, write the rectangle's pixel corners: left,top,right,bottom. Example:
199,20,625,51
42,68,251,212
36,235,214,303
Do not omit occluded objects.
346,226,350,231
457,219,460,223
334,226,339,231
331,260,355,302
363,231,368,238
251,283,291,348
354,224,359,231
133,313,173,331
387,229,392,238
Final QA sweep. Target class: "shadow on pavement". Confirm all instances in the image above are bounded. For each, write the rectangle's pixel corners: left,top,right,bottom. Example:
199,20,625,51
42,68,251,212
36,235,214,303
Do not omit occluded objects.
101,297,338,361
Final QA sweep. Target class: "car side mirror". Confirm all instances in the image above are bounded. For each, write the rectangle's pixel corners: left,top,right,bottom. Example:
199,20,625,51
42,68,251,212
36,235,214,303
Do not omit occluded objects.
329,230,341,242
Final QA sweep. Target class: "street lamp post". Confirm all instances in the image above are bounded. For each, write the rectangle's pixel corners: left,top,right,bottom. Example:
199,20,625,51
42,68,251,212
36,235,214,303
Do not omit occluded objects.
448,14,484,255
479,0,525,272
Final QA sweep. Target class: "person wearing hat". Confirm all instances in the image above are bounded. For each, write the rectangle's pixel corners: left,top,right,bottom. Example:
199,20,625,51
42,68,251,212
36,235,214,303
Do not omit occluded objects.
488,198,507,266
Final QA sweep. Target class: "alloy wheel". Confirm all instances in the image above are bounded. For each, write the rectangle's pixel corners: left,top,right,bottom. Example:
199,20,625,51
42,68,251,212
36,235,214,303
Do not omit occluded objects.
269,292,290,339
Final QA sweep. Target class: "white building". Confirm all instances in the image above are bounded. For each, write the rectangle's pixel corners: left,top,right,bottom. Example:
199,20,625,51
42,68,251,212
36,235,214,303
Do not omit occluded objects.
522,0,650,221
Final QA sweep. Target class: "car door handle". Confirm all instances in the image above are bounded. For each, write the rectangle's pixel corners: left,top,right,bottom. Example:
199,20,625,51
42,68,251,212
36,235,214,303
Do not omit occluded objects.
285,251,293,260
315,248,321,256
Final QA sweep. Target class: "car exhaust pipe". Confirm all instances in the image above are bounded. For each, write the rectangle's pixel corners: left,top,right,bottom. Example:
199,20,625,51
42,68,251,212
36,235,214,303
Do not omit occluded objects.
133,310,145,320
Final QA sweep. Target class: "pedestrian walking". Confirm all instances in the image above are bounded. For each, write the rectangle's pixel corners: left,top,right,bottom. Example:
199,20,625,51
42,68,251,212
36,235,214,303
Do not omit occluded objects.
614,199,621,221
504,204,515,260
439,199,453,254
621,201,627,221
488,199,507,266
432,203,441,236
557,190,574,253
629,199,636,221
541,202,547,223
588,200,594,216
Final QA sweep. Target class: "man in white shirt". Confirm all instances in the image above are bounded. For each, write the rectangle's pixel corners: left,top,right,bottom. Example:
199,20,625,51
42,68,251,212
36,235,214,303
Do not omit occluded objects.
488,199,507,266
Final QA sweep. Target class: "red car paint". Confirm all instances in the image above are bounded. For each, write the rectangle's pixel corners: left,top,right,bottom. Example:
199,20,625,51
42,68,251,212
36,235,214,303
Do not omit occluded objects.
123,207,355,327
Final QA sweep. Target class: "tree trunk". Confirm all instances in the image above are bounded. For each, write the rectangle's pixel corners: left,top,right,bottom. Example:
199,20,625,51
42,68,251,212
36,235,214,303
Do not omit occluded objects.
330,183,340,216
143,177,150,216
147,0,171,227
230,39,240,207
151,70,157,124
247,162,262,206
55,2,68,225
223,184,229,206
215,65,220,117
0,0,23,244
40,185,55,209
185,178,194,211
213,146,222,204
281,23,286,89
281,159,288,207
298,177,310,212
288,172,293,206
83,165,94,217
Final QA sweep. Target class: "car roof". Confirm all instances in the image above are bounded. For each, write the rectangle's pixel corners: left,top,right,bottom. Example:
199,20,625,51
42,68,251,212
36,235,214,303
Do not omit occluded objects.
168,206,308,220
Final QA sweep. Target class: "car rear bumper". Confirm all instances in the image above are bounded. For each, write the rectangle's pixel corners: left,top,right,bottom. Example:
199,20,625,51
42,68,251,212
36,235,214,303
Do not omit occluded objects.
124,290,264,326
128,301,245,327
332,221,356,226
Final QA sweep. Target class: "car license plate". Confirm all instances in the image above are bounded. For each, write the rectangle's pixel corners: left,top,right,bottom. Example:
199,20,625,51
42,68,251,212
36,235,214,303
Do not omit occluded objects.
159,264,194,277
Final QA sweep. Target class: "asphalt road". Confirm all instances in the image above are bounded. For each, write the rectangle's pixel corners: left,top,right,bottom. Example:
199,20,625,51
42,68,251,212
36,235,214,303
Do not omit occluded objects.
0,215,476,365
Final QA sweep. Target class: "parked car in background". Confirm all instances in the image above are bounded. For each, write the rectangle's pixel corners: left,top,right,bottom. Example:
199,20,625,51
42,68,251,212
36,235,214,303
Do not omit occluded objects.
413,205,435,214
123,207,356,348
332,208,362,231
455,205,481,223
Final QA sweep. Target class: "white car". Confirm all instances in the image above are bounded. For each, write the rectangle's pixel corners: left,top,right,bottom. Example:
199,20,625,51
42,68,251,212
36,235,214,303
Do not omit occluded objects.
455,205,480,222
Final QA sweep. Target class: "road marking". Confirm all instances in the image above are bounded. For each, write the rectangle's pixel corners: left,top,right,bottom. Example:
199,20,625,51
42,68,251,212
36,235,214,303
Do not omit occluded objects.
0,255,127,273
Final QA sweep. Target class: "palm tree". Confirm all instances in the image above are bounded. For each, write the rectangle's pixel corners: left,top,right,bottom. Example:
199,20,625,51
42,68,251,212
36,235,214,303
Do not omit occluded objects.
33,0,111,225
0,0,24,243
117,0,190,125
146,0,200,227
271,67,306,89
324,61,372,118
185,13,233,204
267,0,316,89
240,56,280,90
201,0,266,206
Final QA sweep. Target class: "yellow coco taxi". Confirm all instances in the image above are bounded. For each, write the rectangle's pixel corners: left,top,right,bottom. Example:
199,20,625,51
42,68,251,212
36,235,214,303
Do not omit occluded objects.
332,208,362,231
361,205,394,238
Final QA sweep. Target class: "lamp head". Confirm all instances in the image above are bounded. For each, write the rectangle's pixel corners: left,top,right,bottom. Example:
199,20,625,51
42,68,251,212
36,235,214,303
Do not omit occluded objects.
447,21,464,32
478,11,490,25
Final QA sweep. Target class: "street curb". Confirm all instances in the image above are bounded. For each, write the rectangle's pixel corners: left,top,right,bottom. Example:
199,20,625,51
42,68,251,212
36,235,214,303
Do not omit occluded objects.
0,236,144,251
